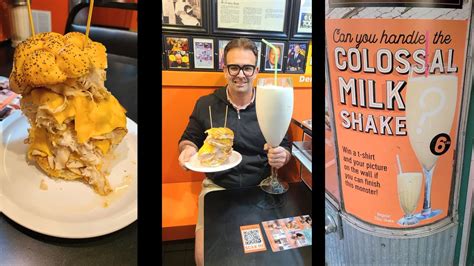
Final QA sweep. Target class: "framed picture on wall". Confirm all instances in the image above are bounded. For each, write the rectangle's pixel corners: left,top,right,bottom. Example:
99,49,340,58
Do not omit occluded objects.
217,38,231,70
251,40,263,71
262,41,285,72
162,0,209,33
211,0,291,38
305,40,312,74
285,41,309,73
291,0,312,39
164,35,192,70
193,37,215,70
162,53,166,70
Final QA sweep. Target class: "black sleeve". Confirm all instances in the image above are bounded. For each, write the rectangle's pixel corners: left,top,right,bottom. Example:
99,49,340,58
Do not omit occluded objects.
179,97,207,148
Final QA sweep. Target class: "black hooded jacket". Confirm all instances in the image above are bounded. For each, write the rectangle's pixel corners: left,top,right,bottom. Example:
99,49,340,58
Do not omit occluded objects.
179,86,291,189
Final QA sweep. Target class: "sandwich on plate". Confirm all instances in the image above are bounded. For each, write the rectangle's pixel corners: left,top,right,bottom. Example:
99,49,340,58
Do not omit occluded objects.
9,32,127,195
197,127,234,167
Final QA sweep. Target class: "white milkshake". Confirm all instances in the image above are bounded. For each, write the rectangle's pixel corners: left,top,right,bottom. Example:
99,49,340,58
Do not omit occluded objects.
397,172,423,215
256,84,294,147
406,75,457,170
256,77,294,195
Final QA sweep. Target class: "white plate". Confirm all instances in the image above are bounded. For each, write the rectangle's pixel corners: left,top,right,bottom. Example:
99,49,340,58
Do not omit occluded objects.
0,111,137,238
185,150,242,173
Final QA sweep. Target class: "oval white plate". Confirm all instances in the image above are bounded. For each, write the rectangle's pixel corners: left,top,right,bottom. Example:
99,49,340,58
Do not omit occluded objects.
0,111,137,238
185,150,242,173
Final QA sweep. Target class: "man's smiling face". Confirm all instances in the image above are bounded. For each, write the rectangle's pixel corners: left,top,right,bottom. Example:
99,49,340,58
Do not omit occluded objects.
224,48,259,93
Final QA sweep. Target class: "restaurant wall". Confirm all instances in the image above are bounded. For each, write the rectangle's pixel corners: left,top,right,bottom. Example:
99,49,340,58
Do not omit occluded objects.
130,9,137,31
31,1,68,34
162,71,312,184
31,1,137,34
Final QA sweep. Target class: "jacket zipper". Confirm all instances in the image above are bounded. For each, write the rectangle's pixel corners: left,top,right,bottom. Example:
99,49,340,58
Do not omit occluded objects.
235,107,242,187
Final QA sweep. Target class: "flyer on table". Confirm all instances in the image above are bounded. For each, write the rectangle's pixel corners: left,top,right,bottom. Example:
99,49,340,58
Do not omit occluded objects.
261,215,312,252
326,19,469,228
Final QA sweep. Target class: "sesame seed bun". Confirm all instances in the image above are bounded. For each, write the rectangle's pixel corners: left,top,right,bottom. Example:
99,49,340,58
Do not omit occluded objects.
9,32,107,94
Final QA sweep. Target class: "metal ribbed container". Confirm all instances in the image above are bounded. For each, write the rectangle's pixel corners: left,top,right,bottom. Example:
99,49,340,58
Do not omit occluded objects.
326,208,457,265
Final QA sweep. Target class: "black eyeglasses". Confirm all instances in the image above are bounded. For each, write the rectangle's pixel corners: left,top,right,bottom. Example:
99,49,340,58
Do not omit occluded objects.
225,64,256,77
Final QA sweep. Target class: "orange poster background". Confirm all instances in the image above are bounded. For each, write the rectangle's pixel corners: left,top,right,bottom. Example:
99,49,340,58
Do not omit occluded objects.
326,19,468,228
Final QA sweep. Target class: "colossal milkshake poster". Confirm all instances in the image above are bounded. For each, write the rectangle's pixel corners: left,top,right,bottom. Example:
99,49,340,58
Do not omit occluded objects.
326,19,469,228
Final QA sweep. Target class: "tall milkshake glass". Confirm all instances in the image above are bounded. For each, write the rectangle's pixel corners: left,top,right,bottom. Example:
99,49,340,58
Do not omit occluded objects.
256,77,294,194
406,65,457,220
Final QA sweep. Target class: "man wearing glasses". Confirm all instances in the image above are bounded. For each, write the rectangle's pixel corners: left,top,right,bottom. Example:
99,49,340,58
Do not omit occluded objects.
177,38,291,266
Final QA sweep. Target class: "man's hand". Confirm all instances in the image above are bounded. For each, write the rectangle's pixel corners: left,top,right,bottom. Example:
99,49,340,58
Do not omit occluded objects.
178,145,198,171
264,143,289,169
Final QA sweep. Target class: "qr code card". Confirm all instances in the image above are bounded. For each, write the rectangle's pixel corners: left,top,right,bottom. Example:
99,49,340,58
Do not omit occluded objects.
240,224,267,253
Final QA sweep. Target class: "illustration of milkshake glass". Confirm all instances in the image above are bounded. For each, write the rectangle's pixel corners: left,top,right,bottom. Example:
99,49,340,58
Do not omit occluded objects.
396,155,423,226
406,64,457,220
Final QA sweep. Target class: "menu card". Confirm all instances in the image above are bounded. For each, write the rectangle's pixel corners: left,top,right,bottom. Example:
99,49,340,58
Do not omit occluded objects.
261,215,312,252
239,224,267,253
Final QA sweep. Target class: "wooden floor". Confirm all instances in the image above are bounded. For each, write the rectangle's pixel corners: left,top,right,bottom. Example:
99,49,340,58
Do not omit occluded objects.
162,239,196,266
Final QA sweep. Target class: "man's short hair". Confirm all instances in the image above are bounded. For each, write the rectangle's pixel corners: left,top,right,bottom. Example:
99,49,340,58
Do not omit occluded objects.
224,38,258,65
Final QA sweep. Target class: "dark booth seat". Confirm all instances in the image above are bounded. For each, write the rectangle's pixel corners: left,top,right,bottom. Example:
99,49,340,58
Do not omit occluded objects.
104,53,137,123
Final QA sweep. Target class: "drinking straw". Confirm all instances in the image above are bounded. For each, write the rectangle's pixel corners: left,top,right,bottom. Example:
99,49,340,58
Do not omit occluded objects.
209,105,213,128
396,154,403,175
85,0,95,48
261,39,278,85
26,0,35,36
224,105,228,127
425,31,429,77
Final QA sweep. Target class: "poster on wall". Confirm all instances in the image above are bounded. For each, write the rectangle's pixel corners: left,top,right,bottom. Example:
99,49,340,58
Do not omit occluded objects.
217,0,287,32
286,41,308,73
217,39,231,70
193,38,214,69
165,36,191,70
326,18,469,228
162,0,203,27
297,0,312,34
262,41,285,72
328,0,462,8
254,41,262,70
305,41,312,75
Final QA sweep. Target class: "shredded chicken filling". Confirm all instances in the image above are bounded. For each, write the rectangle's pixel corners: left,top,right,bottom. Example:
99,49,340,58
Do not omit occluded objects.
23,68,110,100
21,69,125,195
